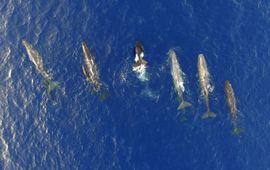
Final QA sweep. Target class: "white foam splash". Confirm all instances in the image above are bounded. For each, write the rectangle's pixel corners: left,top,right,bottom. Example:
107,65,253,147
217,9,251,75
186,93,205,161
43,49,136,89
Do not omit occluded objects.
133,64,149,82
0,125,11,169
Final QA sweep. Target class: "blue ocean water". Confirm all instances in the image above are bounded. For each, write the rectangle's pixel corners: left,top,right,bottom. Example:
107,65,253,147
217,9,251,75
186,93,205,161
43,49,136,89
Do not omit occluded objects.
1,0,270,169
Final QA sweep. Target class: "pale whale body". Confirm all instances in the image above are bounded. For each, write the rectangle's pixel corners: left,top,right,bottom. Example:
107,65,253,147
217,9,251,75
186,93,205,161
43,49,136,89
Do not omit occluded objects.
22,40,59,94
81,42,102,92
168,50,191,110
197,54,216,119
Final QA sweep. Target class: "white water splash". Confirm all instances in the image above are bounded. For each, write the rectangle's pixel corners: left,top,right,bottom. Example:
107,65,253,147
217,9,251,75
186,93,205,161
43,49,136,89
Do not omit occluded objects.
133,64,149,82
0,115,11,169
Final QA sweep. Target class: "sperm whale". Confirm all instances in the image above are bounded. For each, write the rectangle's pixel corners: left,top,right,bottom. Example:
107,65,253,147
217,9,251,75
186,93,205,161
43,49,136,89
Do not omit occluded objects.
81,42,102,92
197,54,216,119
168,49,191,110
225,80,244,135
22,40,59,94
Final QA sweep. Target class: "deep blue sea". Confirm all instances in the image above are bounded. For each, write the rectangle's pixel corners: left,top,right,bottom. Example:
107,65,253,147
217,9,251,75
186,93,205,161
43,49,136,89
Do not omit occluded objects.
1,0,270,169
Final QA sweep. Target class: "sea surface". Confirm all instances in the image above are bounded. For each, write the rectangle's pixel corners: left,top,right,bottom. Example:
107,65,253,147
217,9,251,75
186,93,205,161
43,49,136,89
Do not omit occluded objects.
1,0,270,169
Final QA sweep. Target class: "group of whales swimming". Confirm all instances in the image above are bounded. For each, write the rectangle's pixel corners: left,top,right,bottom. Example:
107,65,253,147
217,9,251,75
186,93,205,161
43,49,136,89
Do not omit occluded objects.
22,40,243,135
168,49,243,135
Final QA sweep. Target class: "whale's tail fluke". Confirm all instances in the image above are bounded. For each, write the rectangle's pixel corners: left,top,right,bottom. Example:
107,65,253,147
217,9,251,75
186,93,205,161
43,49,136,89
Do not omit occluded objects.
232,127,244,136
44,79,60,95
201,111,216,119
99,90,110,101
178,100,192,110
232,123,244,136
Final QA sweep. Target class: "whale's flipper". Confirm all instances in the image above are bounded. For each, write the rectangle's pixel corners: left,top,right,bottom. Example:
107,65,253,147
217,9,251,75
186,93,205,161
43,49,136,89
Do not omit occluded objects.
178,100,192,110
133,58,148,68
201,111,216,119
141,58,148,65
